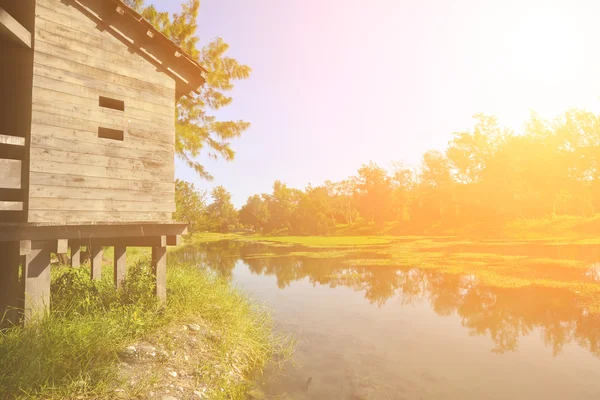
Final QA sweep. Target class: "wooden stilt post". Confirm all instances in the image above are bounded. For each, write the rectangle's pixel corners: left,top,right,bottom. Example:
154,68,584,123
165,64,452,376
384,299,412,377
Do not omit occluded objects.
114,245,126,289
0,241,22,324
23,244,51,323
70,242,81,268
91,246,103,281
152,246,167,303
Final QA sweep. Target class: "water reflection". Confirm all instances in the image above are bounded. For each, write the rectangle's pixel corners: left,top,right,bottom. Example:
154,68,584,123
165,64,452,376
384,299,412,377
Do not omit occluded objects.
173,241,600,359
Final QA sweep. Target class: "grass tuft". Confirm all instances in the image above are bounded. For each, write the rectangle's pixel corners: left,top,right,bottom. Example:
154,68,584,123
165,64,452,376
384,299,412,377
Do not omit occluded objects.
0,260,291,399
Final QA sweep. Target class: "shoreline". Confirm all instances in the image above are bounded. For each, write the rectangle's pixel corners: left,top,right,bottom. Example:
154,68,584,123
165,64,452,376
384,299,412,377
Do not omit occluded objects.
0,259,292,399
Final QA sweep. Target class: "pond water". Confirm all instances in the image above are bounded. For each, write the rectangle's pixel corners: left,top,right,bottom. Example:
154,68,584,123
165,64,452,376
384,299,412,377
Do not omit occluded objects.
174,241,600,399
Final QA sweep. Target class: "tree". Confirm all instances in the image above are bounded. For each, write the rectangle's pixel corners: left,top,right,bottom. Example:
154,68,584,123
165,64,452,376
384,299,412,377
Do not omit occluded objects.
123,0,251,180
173,179,207,231
263,181,302,232
239,195,270,232
417,150,454,225
206,186,238,233
291,185,334,235
354,162,394,227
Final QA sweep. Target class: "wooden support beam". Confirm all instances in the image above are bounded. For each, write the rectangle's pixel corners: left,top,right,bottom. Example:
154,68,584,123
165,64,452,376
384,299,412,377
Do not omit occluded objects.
91,246,103,281
0,202,23,211
0,241,22,324
70,243,81,268
0,159,21,190
114,245,126,289
88,236,167,248
166,235,181,246
0,143,26,160
152,246,167,303
23,247,51,323
57,239,68,255
0,134,26,147
19,240,31,256
0,222,188,242
0,188,24,202
0,7,31,48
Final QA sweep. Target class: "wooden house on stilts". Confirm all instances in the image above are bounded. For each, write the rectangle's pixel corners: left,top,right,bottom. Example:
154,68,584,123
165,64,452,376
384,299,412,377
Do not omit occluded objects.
0,0,205,322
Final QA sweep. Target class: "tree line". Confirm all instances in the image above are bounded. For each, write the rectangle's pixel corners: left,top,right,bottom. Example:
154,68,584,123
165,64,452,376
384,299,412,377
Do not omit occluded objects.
176,110,600,235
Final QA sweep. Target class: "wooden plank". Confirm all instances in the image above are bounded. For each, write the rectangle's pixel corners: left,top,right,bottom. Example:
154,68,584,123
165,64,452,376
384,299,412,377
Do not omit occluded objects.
34,40,174,90
0,160,21,189
0,7,32,48
31,87,176,133
152,246,167,303
74,0,205,96
0,188,24,202
37,0,93,24
29,172,174,193
24,247,51,323
0,241,22,324
31,100,174,139
30,185,173,202
0,222,188,242
70,243,81,268
30,130,173,163
33,75,176,115
30,159,173,183
33,51,174,98
0,202,23,211
90,236,166,247
29,198,176,213
91,246,102,280
34,31,174,88
30,113,176,154
0,143,26,160
57,239,68,254
28,210,172,223
166,235,181,246
114,245,126,289
34,16,165,75
20,240,32,256
29,148,174,177
35,1,203,96
36,4,116,39
0,134,26,146
33,63,174,107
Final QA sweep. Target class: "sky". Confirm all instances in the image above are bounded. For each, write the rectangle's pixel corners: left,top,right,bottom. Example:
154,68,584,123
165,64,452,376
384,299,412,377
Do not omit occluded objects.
149,0,600,207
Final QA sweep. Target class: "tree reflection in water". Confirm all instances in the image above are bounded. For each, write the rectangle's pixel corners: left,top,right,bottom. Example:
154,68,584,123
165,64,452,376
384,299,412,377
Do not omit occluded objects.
172,241,600,358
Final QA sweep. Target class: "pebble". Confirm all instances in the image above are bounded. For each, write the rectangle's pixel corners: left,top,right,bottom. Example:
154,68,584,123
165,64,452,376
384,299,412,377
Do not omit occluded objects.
139,345,157,353
188,324,201,331
193,390,203,398
169,371,178,378
161,397,178,400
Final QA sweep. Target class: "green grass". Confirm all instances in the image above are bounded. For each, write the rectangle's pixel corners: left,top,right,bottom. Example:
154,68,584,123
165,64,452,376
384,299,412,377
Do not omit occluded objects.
186,232,600,311
186,233,396,248
0,260,292,399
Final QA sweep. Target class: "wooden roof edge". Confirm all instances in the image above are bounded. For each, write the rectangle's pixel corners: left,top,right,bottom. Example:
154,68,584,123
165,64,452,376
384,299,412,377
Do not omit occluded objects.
110,0,207,74
70,0,206,98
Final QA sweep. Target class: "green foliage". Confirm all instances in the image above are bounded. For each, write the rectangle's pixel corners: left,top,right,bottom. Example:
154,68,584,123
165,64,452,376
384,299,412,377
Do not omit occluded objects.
174,179,207,231
206,186,239,232
239,194,270,232
226,108,600,237
123,0,251,180
0,262,288,399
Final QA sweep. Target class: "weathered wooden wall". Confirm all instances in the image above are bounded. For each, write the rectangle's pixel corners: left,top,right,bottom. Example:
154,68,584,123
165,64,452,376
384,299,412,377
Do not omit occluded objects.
29,0,177,223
